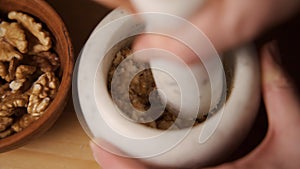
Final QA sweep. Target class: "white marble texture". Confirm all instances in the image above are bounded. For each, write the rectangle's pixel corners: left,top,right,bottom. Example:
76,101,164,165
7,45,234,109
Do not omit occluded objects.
73,9,261,168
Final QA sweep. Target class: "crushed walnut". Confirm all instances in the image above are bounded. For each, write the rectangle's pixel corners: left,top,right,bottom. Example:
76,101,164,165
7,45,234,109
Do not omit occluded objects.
0,11,60,138
107,47,206,130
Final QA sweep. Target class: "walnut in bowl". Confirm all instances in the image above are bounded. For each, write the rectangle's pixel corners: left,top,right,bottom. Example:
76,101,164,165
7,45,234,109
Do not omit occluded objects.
0,0,73,152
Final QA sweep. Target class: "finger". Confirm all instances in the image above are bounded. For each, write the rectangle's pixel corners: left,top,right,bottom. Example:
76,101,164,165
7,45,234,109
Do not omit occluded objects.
93,0,135,12
93,0,124,8
206,41,300,169
133,34,198,64
90,141,148,169
191,0,300,53
233,41,300,169
132,0,264,65
261,42,300,127
134,0,300,63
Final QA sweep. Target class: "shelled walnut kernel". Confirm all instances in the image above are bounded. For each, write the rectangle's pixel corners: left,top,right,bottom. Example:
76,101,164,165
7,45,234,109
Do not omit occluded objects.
0,11,60,138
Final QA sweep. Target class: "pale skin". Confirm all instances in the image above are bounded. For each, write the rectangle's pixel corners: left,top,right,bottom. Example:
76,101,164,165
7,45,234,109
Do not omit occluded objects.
91,0,300,168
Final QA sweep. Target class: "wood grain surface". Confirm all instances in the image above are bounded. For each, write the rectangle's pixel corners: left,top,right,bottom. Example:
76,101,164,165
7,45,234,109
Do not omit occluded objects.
0,99,101,169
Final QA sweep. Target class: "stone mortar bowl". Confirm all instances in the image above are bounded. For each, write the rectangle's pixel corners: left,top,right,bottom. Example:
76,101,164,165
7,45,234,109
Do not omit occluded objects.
73,9,260,168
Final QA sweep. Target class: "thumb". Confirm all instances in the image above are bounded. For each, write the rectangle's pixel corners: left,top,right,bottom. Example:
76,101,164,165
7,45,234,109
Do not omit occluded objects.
90,141,148,169
261,42,300,127
206,41,300,169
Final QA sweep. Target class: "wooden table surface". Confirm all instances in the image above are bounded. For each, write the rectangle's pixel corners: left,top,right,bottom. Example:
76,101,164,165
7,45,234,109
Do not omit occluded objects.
0,100,101,169
0,1,110,168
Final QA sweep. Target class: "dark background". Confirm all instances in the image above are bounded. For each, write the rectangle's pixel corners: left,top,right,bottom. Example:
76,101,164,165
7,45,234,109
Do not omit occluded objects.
46,0,111,56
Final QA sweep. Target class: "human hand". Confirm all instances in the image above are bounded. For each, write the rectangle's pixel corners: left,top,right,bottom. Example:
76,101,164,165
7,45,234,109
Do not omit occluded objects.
89,41,300,169
94,0,300,63
90,1,300,168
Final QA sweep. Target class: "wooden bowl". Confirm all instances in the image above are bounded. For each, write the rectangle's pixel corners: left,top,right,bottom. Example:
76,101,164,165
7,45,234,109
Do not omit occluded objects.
0,0,74,152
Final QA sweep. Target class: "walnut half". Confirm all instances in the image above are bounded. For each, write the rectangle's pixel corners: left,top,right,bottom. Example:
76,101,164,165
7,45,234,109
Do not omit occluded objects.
11,114,38,132
9,65,36,91
8,11,52,53
27,72,59,116
0,21,28,53
0,40,22,62
0,117,13,132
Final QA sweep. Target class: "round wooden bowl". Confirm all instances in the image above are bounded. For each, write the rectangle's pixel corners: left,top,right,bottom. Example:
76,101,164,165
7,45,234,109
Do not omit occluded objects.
0,0,74,152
